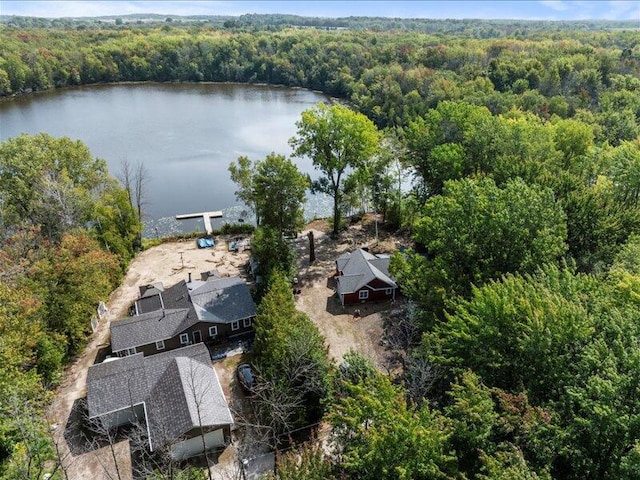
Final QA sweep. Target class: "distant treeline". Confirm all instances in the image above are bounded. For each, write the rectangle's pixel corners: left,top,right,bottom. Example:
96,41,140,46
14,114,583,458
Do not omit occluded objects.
1,13,638,37
1,25,639,138
2,18,640,480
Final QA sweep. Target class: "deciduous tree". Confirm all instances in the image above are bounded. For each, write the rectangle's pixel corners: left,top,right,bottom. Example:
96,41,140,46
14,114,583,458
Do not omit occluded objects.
290,102,380,235
254,153,309,237
228,155,260,226
0,133,106,242
392,177,567,317
330,372,455,479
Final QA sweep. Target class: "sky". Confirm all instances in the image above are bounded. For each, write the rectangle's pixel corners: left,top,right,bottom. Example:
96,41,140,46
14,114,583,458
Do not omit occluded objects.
1,0,639,21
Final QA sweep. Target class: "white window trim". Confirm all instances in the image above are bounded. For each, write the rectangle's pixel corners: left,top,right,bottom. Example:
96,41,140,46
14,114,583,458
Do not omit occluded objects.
155,340,165,350
359,290,369,300
126,347,137,356
231,321,240,331
209,326,218,338
243,317,252,328
180,333,189,345
385,288,393,295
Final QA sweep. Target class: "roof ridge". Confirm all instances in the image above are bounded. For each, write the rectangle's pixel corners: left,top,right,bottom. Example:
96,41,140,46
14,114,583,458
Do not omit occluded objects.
112,308,189,326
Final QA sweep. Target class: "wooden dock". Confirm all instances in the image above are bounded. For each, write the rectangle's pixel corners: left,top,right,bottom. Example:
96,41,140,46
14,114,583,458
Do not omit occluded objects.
175,211,223,235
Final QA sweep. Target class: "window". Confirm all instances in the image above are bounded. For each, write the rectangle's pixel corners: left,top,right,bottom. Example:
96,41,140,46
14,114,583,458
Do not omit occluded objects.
155,340,165,350
385,288,393,295
359,290,369,300
125,347,137,356
180,333,189,345
209,326,218,338
231,321,240,331
243,318,252,328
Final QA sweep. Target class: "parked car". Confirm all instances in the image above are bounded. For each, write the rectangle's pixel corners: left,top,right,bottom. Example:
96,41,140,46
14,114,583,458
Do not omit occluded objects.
236,363,255,394
197,237,215,249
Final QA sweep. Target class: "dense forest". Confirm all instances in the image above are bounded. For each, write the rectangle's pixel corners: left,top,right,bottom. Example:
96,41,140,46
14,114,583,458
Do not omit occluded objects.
2,13,639,36
0,134,141,478
1,15,640,479
1,18,639,136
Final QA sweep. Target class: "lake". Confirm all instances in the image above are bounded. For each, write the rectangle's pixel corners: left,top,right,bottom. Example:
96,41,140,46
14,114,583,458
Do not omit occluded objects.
0,83,331,236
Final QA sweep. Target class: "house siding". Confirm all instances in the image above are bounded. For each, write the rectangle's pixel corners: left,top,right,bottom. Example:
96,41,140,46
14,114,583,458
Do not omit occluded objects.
170,425,231,459
342,286,394,305
98,404,146,430
115,319,254,357
368,278,392,289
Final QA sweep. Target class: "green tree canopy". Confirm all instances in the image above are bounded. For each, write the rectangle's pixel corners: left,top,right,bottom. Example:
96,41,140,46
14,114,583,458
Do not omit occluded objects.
421,264,640,478
0,133,107,242
228,155,260,225
229,153,309,236
425,266,597,402
391,177,567,317
250,226,295,289
254,153,309,237
290,102,380,234
405,101,499,197
28,231,121,355
93,179,141,266
330,371,455,480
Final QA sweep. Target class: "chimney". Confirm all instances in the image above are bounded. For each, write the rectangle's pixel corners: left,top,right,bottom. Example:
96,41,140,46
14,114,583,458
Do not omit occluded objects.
188,272,192,283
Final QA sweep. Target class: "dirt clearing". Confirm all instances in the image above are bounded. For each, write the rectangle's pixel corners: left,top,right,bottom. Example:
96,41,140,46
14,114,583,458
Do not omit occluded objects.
48,236,251,480
293,217,404,369
49,216,405,479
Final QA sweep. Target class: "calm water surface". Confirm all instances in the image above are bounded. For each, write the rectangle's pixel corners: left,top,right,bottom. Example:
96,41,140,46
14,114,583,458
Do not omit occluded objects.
0,83,330,236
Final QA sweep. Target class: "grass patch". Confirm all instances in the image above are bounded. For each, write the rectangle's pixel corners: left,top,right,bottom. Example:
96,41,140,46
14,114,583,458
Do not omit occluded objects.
141,223,255,250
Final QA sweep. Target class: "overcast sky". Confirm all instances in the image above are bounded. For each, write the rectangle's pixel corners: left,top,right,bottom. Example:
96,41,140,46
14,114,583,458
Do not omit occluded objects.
1,1,639,21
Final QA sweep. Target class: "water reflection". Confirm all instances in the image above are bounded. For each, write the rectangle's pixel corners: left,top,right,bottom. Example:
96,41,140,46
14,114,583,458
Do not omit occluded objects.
0,83,331,237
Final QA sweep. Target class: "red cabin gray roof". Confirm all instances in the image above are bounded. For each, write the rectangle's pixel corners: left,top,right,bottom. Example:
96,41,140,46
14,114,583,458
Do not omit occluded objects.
336,248,397,295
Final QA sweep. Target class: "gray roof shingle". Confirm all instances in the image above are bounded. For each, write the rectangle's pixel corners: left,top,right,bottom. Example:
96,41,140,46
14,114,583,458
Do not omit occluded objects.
136,280,191,315
336,248,397,295
110,308,192,352
86,344,233,450
115,275,256,351
190,277,257,323
136,294,164,313
86,353,147,417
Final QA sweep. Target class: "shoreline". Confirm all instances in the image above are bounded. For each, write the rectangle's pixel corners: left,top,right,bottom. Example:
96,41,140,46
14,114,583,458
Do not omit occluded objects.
0,80,338,103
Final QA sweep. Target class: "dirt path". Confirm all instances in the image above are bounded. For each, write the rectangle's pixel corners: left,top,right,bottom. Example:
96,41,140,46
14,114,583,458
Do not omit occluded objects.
48,217,402,479
292,219,398,369
48,237,251,480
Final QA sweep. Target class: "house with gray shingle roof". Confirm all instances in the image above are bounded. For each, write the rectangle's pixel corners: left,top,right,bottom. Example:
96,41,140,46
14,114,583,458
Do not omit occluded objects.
335,248,397,306
86,343,233,459
111,275,256,357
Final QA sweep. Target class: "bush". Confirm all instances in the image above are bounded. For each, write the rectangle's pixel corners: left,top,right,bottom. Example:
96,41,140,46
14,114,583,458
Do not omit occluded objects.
218,222,255,235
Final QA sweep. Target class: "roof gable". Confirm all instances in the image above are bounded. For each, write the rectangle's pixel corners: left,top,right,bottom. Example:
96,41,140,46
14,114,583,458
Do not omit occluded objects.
139,282,165,298
110,308,193,352
336,249,397,294
87,344,233,450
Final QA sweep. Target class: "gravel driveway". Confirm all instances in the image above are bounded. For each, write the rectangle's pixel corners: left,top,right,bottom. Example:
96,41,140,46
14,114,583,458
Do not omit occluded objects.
48,218,400,479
